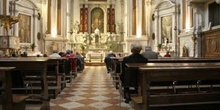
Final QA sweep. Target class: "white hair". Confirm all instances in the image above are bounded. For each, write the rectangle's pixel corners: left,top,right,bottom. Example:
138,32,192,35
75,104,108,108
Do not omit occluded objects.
131,42,142,54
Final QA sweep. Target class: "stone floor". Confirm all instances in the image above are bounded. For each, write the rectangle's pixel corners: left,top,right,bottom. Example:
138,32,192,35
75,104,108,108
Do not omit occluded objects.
26,66,133,110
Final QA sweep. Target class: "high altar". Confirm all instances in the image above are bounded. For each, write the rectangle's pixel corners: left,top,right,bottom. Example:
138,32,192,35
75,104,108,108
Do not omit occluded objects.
66,2,125,61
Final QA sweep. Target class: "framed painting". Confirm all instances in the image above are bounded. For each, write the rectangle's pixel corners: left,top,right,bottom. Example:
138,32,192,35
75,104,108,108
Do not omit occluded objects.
18,14,31,43
161,15,172,43
91,8,104,33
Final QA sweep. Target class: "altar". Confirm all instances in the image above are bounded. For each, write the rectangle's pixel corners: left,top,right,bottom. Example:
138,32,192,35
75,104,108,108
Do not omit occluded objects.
86,51,105,62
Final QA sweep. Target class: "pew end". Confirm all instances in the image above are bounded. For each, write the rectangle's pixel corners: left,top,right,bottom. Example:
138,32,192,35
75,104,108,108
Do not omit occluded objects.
131,96,143,110
12,94,30,110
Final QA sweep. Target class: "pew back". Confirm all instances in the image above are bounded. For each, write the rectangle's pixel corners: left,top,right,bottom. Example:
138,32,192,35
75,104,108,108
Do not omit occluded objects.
136,63,220,110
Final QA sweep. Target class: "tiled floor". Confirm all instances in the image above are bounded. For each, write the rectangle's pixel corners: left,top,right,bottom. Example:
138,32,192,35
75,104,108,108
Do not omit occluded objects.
49,66,133,110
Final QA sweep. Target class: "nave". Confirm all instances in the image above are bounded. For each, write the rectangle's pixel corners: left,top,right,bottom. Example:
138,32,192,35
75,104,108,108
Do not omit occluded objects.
33,66,132,110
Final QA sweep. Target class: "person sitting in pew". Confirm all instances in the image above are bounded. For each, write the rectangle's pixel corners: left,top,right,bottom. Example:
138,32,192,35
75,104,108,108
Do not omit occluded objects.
49,50,61,58
141,46,158,59
104,51,116,73
75,52,84,72
121,42,148,103
66,50,77,72
164,51,171,57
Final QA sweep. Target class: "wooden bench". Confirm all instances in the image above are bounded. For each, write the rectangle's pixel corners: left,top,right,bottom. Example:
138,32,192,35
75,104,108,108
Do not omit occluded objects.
12,94,29,110
127,63,220,110
148,57,220,63
14,58,67,99
109,57,123,89
47,58,66,98
0,57,50,110
0,67,29,110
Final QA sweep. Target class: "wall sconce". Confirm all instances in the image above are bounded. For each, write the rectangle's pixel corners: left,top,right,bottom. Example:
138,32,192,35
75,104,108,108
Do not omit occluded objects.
216,0,220,4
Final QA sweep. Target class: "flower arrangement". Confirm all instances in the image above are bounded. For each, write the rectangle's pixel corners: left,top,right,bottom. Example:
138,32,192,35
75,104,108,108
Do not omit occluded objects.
157,44,162,51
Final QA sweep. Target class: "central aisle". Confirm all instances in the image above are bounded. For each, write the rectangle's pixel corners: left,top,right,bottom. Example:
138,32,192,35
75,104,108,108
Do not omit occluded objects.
50,66,133,110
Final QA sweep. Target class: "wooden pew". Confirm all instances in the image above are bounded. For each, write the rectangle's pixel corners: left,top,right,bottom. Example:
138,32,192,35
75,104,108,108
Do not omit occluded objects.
148,57,220,63
127,63,220,110
0,67,29,110
46,58,67,98
0,57,50,110
109,57,123,89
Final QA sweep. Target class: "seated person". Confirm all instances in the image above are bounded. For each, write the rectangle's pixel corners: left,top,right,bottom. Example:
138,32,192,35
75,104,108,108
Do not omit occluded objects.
104,51,116,73
66,50,77,72
59,52,66,57
164,51,171,57
141,46,158,59
75,52,85,71
121,42,148,103
48,50,61,58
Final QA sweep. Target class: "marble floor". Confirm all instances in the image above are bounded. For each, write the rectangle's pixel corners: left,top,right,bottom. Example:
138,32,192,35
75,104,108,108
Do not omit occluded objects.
47,66,133,110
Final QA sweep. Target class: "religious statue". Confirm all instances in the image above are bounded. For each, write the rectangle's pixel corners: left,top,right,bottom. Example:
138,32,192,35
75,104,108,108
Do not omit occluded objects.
116,22,123,34
182,45,189,57
73,21,79,33
94,28,100,44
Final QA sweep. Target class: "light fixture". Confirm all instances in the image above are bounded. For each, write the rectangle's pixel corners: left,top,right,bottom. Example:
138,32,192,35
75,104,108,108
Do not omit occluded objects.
216,0,220,4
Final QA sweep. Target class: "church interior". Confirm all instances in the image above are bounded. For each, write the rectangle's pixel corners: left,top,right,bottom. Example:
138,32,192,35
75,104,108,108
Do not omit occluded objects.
1,0,220,110
0,0,220,58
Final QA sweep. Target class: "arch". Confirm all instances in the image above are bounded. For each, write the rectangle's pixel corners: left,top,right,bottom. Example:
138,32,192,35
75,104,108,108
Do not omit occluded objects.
16,0,39,10
90,7,104,33
154,0,175,10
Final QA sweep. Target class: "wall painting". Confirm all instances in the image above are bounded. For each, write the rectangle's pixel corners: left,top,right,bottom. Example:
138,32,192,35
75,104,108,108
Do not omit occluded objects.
18,14,31,43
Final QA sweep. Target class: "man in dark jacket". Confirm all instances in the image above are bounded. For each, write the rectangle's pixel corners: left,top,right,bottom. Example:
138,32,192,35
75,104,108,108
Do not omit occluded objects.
104,51,116,73
121,42,148,103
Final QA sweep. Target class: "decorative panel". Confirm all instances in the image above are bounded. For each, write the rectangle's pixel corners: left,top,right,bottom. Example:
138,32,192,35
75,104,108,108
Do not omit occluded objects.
57,0,61,35
107,8,110,32
47,0,51,34
106,7,115,33
84,8,88,32
202,28,220,58
0,36,20,49
80,8,84,32
111,8,115,33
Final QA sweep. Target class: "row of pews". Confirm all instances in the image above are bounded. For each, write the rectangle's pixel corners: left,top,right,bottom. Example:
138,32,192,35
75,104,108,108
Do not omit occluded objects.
0,57,79,110
109,57,220,110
